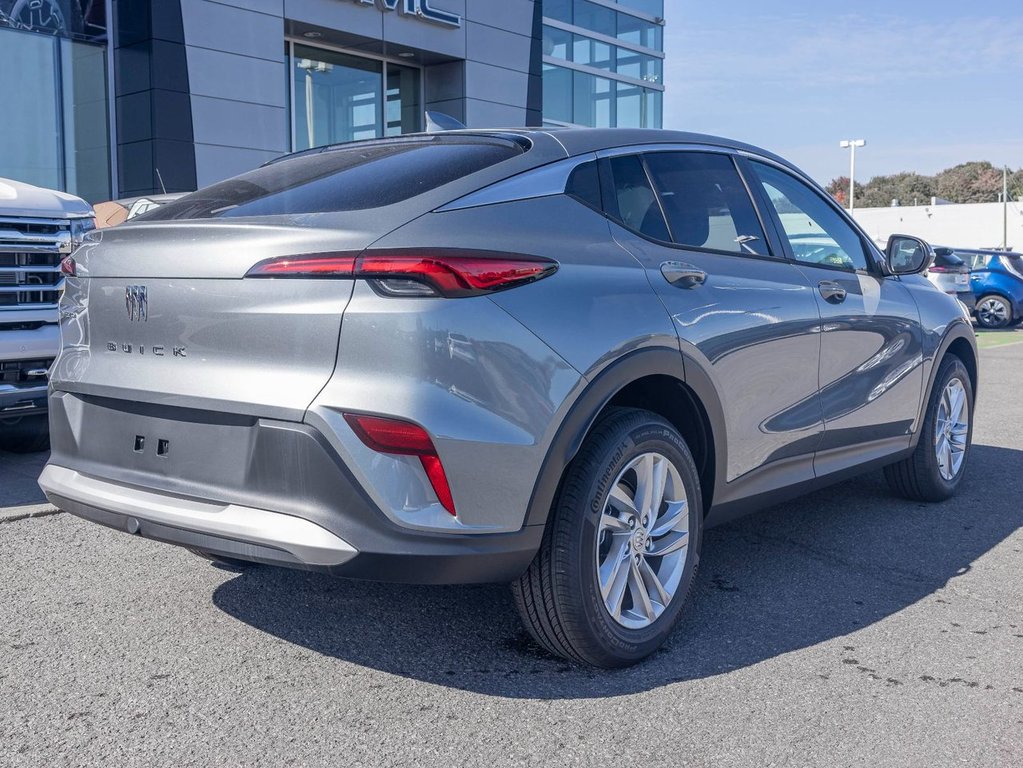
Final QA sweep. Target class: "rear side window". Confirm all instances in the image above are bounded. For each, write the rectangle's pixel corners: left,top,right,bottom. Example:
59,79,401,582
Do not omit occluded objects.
606,155,671,241
140,138,524,220
933,250,965,269
644,152,770,256
565,160,601,210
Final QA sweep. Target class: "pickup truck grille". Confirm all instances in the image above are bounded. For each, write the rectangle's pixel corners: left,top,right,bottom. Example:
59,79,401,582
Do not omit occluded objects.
0,217,71,310
0,358,52,384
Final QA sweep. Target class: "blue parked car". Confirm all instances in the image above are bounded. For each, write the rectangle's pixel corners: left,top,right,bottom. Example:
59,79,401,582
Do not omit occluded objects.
944,248,1023,328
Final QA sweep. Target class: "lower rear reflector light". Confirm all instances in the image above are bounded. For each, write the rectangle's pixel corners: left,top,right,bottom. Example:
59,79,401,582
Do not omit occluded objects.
343,413,456,516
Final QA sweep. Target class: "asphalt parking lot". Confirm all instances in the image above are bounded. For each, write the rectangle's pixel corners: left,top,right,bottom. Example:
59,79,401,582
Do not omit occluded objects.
2,338,1021,767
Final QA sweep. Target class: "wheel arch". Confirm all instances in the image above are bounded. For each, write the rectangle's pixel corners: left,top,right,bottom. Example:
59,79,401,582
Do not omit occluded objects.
911,322,978,449
523,347,726,528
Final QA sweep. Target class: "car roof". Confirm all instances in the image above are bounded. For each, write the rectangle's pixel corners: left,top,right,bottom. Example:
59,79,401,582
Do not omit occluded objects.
939,246,1023,257
536,127,792,164
271,127,801,176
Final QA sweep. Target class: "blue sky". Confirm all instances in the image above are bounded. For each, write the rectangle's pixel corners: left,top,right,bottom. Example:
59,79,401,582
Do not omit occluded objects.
661,0,1023,184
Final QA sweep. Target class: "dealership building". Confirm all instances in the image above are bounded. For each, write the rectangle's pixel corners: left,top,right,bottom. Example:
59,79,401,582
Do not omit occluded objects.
0,0,665,202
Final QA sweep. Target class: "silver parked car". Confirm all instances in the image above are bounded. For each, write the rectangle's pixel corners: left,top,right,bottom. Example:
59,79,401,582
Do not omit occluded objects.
927,247,976,312
40,129,977,667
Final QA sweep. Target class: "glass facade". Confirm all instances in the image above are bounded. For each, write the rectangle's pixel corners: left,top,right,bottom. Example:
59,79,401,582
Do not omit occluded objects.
541,0,664,128
288,43,421,152
0,26,110,202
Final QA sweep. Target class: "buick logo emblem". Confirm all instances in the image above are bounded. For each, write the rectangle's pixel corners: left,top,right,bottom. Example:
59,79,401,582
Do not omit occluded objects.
125,285,148,322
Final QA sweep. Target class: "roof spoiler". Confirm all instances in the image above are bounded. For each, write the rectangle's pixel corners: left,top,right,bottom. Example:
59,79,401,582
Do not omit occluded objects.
425,111,466,132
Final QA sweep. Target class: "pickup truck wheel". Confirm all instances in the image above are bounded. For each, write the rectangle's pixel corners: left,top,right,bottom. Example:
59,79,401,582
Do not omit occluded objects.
512,408,702,668
0,414,50,453
884,356,973,502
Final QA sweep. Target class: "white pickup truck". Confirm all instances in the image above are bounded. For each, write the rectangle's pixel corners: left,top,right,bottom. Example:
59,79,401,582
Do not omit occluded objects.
1,177,93,452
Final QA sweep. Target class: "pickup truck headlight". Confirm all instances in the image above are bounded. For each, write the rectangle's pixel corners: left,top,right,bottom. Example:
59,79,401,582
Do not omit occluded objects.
69,216,96,249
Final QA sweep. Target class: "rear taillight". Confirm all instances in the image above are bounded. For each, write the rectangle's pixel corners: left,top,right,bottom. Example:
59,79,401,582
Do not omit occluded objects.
246,249,557,297
60,256,76,277
246,253,356,277
343,413,456,516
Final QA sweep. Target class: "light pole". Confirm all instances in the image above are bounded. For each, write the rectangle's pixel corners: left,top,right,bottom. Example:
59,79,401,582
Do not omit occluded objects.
839,139,866,212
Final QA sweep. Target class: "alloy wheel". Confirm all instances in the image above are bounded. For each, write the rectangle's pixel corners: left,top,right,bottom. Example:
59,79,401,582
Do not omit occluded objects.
977,296,1009,328
934,377,969,481
595,452,690,630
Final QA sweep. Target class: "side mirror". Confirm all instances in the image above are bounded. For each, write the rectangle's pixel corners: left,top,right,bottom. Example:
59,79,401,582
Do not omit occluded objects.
886,234,935,275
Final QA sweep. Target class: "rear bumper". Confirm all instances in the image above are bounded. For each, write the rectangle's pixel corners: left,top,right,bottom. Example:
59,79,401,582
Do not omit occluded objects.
957,292,976,312
42,395,543,583
40,464,359,568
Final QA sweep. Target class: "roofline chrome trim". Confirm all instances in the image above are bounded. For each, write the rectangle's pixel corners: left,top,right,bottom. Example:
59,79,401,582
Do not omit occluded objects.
437,155,597,212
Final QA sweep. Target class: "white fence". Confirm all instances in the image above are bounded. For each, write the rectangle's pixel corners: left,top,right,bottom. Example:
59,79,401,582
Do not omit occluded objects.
851,201,1023,251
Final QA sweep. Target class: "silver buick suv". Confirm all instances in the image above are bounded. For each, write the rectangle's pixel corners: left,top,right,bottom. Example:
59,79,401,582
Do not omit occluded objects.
40,128,977,667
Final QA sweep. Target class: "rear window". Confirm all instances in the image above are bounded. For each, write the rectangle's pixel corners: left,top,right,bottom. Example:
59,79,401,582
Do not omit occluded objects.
140,137,525,220
933,250,965,269
1002,254,1023,279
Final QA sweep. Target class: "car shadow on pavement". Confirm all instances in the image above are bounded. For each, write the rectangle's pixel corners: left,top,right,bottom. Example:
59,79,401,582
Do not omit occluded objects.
212,443,1022,699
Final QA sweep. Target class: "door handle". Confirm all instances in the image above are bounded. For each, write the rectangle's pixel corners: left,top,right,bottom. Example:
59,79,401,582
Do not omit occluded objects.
818,280,847,304
661,261,707,288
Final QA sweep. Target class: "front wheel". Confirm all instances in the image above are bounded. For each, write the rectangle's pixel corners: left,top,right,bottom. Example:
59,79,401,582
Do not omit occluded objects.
512,408,703,667
884,356,973,502
975,294,1012,328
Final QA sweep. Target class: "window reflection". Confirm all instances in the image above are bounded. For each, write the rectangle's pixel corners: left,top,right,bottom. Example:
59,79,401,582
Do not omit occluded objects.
0,0,107,42
291,44,420,150
0,27,110,201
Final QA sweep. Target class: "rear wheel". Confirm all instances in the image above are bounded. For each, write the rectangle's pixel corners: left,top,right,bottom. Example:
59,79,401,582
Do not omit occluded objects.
975,294,1012,328
512,408,702,667
884,356,973,502
0,414,50,453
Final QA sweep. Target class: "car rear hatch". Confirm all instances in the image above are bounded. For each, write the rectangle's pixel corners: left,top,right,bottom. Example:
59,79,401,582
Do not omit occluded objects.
931,249,972,291
54,220,371,421
50,134,537,422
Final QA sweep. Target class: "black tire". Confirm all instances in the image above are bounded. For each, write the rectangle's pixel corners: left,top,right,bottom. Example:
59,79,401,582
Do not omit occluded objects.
884,356,973,502
512,408,703,668
975,294,1013,329
0,414,50,453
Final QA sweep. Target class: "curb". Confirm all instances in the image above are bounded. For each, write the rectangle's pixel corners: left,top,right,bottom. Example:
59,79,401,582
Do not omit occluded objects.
0,503,62,523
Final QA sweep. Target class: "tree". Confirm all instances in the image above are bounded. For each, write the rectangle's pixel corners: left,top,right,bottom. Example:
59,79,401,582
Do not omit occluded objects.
826,176,849,207
824,176,865,208
934,161,1004,204
830,162,1022,208
855,172,937,208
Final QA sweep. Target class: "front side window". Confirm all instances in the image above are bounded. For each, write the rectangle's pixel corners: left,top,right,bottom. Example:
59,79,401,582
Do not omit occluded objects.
643,152,769,256
750,161,869,271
